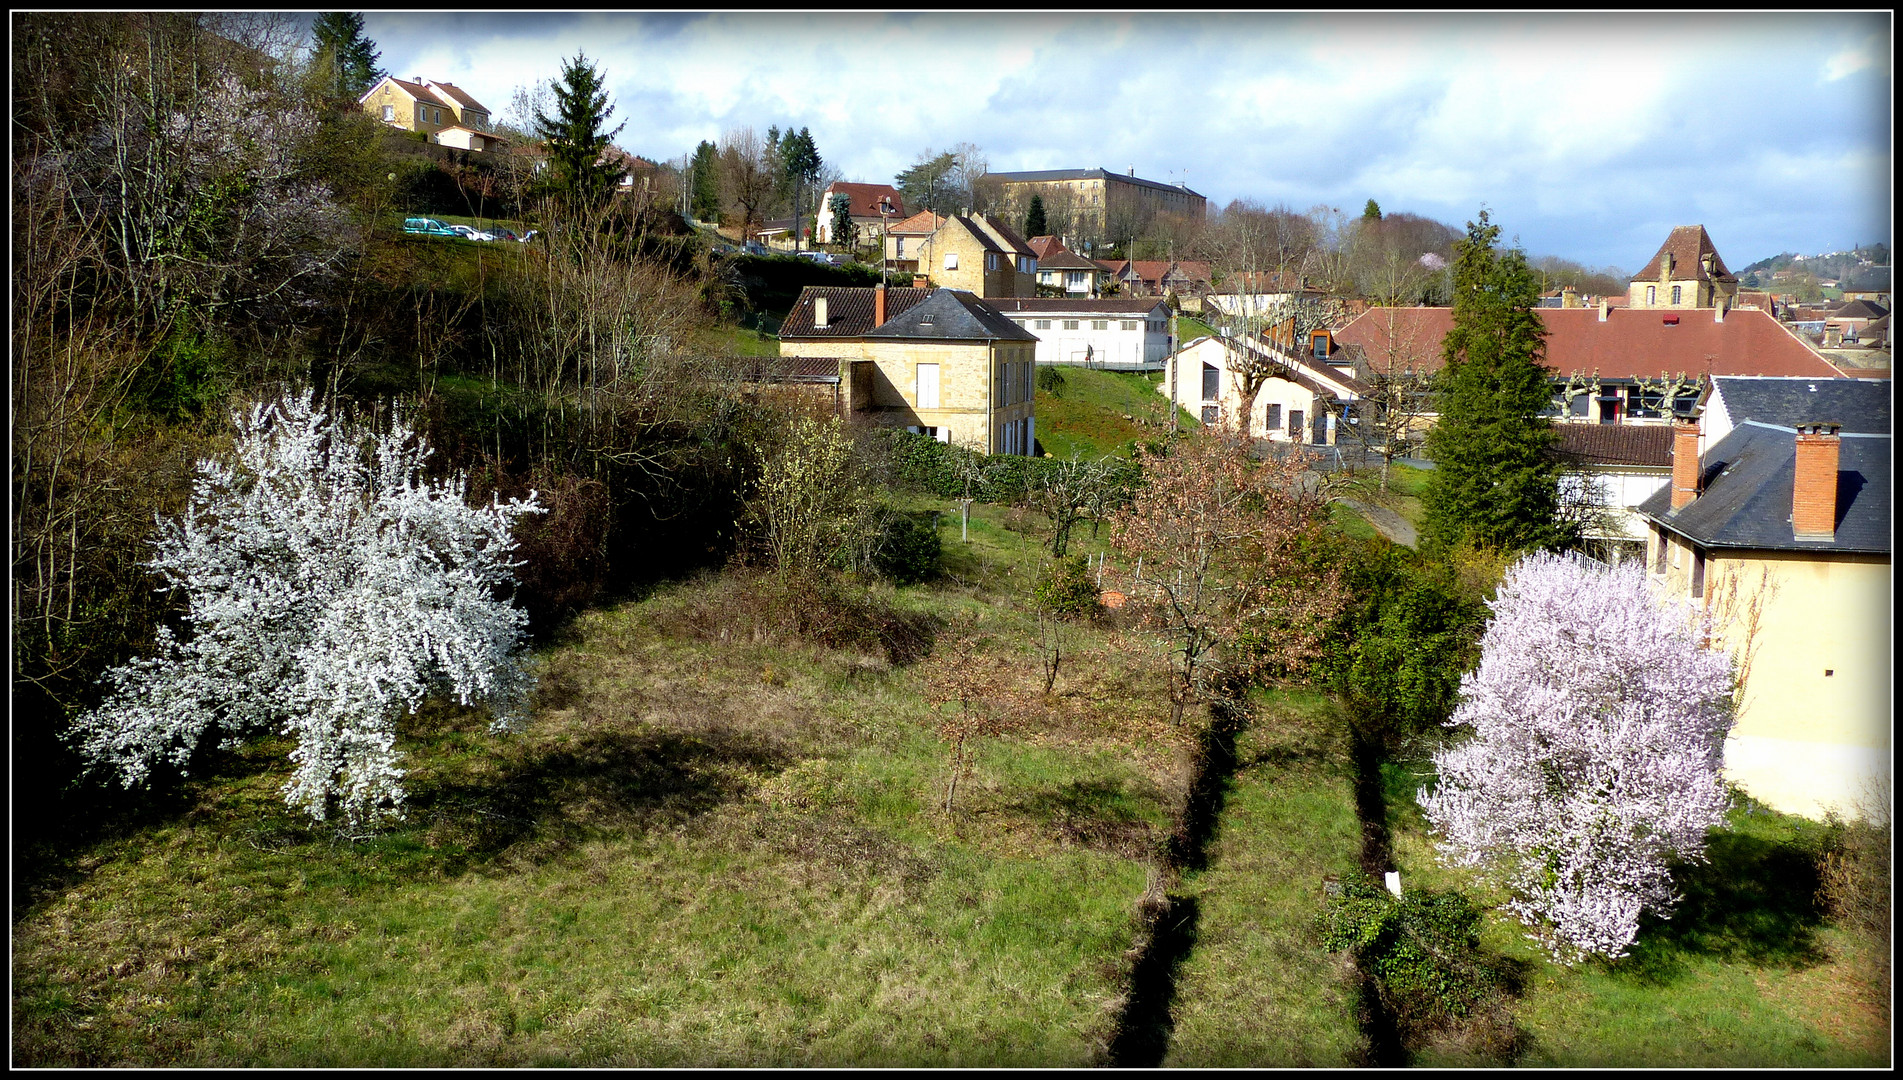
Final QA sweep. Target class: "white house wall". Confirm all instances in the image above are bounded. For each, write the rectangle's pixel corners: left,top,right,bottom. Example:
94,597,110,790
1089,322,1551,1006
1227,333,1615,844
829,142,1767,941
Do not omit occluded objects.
1009,312,1171,368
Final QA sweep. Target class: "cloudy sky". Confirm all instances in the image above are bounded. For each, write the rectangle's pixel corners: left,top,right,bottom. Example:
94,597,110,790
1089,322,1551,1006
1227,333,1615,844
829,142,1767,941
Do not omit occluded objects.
361,11,1891,272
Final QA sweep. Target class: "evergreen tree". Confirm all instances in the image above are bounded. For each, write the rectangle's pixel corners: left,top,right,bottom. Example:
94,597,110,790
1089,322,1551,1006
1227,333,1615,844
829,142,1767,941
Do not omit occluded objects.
310,12,385,99
1420,210,1570,554
829,192,853,250
1362,198,1382,221
533,52,626,210
779,127,821,251
1024,193,1048,238
689,139,721,221
895,150,960,216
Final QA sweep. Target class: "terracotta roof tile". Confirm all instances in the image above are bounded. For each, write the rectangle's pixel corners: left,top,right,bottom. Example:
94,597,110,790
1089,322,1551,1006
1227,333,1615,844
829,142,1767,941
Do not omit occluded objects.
426,81,490,113
1027,235,1066,259
1631,225,1738,284
889,210,945,235
822,182,905,220
1551,423,1673,467
779,286,931,338
1334,306,1844,381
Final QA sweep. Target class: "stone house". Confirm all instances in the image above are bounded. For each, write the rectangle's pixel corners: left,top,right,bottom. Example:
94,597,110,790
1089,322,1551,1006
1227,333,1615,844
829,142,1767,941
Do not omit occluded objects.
883,210,946,278
359,75,505,152
1636,388,1890,821
778,285,1039,455
917,214,1038,299
1626,225,1740,310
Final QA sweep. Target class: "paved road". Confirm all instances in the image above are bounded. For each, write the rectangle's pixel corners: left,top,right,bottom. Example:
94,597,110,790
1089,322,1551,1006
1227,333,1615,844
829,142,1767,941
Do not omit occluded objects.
1337,498,1418,547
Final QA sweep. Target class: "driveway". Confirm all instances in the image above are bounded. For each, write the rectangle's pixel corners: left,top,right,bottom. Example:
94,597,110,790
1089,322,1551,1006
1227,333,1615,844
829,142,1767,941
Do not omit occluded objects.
1336,498,1418,547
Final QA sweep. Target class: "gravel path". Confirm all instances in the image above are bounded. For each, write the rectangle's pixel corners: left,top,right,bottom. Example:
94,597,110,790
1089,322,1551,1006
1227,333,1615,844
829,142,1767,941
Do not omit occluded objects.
1337,499,1418,547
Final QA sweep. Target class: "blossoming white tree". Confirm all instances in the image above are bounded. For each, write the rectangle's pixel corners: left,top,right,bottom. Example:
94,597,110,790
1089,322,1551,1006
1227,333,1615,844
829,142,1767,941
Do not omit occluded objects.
1418,551,1736,964
69,392,543,827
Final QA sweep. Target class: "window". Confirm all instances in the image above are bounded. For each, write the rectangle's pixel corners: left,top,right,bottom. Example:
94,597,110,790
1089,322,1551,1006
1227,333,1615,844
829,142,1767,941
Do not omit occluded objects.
1645,285,1657,305
944,252,958,271
1092,320,1108,330
1313,333,1329,360
1289,409,1304,438
1653,534,1667,575
1690,546,1705,598
1266,403,1281,430
381,104,394,121
1063,320,1079,330
986,252,1001,271
1201,405,1220,424
1202,362,1220,401
415,103,424,124
1122,320,1139,331
1671,285,1682,305
1035,319,1051,329
1019,257,1035,273
1067,271,1087,290
916,364,940,409
895,238,905,257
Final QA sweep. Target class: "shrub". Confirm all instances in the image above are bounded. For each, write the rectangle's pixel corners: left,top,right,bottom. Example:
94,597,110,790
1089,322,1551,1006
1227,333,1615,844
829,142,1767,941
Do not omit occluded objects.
1033,555,1103,621
1036,364,1067,395
1818,814,1892,939
1319,876,1523,1048
870,509,942,585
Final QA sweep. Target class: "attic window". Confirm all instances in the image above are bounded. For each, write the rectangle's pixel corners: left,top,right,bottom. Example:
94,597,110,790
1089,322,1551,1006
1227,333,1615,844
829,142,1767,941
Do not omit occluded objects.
919,314,934,326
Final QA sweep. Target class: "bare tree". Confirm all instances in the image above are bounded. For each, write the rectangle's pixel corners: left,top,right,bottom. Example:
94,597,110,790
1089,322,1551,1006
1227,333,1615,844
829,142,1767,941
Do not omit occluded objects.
718,126,774,241
1318,307,1438,490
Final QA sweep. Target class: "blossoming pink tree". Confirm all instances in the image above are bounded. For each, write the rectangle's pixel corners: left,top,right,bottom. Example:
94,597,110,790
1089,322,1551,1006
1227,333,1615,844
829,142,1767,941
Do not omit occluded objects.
1419,551,1736,964
69,392,543,828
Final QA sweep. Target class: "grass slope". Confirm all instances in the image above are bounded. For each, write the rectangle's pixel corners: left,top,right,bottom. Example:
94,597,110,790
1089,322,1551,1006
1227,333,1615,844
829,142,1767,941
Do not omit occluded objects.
1034,367,1193,460
12,501,1193,1067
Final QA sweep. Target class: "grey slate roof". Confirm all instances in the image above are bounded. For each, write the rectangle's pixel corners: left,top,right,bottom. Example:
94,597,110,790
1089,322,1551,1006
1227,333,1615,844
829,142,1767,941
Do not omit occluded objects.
1636,420,1891,554
988,167,1205,200
779,286,931,338
1830,298,1890,320
865,289,1038,343
1710,376,1891,435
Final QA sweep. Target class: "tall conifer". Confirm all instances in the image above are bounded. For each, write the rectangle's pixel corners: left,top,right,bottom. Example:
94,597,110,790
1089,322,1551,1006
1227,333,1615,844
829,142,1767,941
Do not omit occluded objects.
1420,211,1570,554
533,52,626,210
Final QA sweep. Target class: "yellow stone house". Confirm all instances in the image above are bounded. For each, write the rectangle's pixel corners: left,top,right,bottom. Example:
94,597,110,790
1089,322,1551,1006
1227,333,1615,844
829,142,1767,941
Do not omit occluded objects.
1627,224,1740,310
1636,379,1891,820
359,75,506,153
778,285,1039,456
916,214,1038,299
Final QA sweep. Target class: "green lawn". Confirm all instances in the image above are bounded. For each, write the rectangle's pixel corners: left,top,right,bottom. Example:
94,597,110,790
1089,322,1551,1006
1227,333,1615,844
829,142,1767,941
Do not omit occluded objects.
1382,761,1890,1067
1174,315,1220,344
1162,688,1366,1066
1035,367,1193,460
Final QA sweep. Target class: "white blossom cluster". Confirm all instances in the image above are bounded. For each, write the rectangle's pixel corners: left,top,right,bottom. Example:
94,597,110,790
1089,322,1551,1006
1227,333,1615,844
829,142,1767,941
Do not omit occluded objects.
1419,551,1736,964
70,392,543,826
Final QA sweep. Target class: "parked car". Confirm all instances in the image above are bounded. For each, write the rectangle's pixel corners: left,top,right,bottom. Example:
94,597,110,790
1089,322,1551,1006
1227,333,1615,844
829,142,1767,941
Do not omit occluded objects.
794,250,832,265
446,224,493,241
489,227,523,242
403,217,458,237
743,241,769,256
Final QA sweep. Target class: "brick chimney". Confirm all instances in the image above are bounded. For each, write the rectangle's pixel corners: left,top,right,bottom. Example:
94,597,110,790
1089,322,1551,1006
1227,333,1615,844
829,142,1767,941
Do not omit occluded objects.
1792,422,1841,541
874,282,887,327
1670,417,1702,511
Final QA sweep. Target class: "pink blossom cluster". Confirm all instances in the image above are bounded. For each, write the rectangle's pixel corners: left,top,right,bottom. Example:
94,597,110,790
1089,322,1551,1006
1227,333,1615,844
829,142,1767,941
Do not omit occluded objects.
1420,551,1736,964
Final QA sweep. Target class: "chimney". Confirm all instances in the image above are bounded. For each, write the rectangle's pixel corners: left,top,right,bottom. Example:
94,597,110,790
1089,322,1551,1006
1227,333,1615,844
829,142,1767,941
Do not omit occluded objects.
1598,298,1609,322
1670,417,1702,511
1714,294,1726,322
1561,286,1579,308
1792,423,1841,540
874,282,887,327
1128,166,1135,176
814,296,828,328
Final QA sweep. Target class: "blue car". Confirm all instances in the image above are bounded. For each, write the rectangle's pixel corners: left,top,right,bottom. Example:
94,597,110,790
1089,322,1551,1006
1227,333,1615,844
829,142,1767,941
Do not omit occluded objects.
403,217,458,237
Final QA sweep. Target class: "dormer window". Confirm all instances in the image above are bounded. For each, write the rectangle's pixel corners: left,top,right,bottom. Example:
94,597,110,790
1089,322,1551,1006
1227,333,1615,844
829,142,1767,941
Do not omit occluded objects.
919,314,934,326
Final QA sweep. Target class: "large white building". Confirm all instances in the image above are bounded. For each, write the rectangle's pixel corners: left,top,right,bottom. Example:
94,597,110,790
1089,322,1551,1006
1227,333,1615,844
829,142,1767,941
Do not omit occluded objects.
987,298,1174,369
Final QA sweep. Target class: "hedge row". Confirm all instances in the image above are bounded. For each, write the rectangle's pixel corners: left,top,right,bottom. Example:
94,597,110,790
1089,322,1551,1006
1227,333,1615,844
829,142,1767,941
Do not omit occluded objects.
877,428,1142,505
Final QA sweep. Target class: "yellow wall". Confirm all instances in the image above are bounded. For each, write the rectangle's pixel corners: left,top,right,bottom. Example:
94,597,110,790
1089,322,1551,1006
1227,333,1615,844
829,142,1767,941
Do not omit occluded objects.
1648,531,1892,819
781,338,1034,455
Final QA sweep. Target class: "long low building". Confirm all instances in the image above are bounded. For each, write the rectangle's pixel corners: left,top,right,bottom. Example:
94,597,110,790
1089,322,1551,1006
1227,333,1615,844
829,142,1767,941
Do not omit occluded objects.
986,297,1174,369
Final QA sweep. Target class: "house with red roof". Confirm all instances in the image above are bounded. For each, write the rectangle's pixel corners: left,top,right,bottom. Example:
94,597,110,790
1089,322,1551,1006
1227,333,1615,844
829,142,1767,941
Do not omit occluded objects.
1627,225,1739,310
1333,304,1845,427
816,182,906,247
360,75,506,152
884,210,946,278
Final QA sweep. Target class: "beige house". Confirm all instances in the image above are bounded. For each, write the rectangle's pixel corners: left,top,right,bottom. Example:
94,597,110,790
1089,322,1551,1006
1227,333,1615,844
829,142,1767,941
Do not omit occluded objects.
917,214,1039,299
1162,332,1365,444
1636,383,1891,821
778,285,1039,456
359,76,505,152
883,210,946,277
1627,225,1740,310
816,182,905,247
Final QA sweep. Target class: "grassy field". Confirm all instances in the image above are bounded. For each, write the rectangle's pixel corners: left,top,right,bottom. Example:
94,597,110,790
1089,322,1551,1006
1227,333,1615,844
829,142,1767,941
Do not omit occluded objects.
1034,367,1194,460
1380,759,1890,1067
1174,315,1220,344
12,499,1199,1067
1161,688,1366,1067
